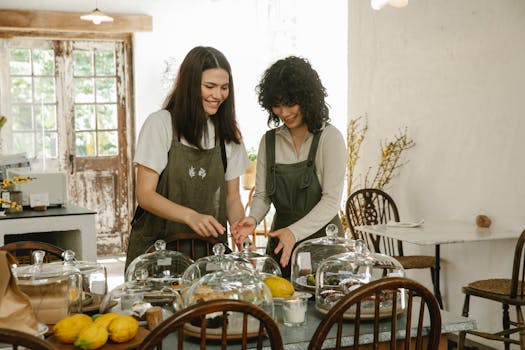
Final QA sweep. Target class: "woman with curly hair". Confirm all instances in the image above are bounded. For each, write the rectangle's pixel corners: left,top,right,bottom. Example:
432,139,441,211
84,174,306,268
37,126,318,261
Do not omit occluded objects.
125,46,249,269
232,56,346,276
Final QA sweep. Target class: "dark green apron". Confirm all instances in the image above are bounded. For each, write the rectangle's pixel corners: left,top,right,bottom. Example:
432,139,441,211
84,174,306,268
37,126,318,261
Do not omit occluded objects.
125,132,228,271
265,128,343,278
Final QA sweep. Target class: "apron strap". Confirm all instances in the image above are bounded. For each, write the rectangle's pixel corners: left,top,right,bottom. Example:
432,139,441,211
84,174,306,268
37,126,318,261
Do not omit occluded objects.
265,129,277,196
299,130,322,189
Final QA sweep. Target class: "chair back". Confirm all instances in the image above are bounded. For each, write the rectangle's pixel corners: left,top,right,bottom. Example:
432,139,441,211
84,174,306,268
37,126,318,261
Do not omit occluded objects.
0,328,55,350
510,228,525,299
308,277,442,350
345,188,403,256
0,241,65,265
145,232,232,260
138,299,283,350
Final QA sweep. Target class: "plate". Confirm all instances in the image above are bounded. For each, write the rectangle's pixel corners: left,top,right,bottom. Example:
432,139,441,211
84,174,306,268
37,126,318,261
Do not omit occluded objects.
183,313,264,340
273,292,312,304
48,327,149,349
293,276,316,292
316,303,404,320
82,293,118,315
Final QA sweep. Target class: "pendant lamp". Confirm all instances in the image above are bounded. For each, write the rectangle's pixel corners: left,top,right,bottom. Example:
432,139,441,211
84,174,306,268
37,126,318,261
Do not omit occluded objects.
80,0,114,25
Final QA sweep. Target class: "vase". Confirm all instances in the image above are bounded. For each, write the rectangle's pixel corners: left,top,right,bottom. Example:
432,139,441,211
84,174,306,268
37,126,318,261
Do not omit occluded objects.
6,190,23,213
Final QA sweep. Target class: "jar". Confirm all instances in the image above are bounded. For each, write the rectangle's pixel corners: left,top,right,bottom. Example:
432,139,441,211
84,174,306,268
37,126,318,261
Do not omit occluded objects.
290,223,355,292
12,250,83,324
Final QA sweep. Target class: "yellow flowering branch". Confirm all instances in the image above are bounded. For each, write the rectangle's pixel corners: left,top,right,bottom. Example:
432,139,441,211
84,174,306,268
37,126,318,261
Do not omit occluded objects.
1,176,34,212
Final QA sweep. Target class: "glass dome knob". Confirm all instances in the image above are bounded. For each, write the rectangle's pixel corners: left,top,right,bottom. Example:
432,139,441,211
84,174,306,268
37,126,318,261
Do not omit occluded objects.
325,223,338,240
62,250,77,265
212,243,226,256
31,250,45,273
154,240,167,251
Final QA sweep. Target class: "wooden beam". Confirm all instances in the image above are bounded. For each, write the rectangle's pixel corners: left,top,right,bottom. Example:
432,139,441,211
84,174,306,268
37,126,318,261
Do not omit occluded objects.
0,9,152,33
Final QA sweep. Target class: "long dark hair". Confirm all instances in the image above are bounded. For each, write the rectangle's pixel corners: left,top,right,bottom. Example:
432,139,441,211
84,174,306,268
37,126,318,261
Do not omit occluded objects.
163,46,241,149
256,56,330,133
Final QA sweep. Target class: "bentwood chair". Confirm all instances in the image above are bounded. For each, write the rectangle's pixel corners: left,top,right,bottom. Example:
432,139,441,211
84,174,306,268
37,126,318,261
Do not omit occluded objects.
345,189,437,302
0,328,55,350
244,186,268,248
138,299,284,350
308,277,442,350
0,241,65,265
458,228,525,350
145,232,232,260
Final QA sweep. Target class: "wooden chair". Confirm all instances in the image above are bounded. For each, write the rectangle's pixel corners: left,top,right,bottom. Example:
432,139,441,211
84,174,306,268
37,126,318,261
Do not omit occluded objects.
145,232,232,259
0,328,55,350
138,299,284,350
0,241,65,265
244,186,268,247
345,188,438,304
458,227,525,350
308,277,442,350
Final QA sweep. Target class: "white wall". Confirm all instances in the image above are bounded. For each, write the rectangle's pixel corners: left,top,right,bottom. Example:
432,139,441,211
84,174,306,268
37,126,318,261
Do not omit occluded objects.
348,0,524,347
0,0,347,151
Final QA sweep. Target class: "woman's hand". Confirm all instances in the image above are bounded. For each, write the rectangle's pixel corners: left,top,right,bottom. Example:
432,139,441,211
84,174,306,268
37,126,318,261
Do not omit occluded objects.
185,213,225,238
231,217,257,244
267,228,296,268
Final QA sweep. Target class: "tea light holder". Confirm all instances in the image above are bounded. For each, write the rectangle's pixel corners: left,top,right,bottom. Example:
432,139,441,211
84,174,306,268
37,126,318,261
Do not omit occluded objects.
282,296,308,327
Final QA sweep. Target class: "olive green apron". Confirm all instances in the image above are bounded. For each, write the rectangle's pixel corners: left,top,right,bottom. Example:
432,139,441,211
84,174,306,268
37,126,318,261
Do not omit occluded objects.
265,127,343,278
125,133,228,271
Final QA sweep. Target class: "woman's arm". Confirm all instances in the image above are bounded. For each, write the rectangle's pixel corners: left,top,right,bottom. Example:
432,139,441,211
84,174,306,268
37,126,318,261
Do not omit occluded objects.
225,177,245,227
135,164,225,238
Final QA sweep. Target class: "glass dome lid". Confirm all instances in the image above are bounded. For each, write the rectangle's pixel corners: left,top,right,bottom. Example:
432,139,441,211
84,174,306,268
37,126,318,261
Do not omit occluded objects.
290,223,355,292
182,243,254,282
184,262,274,317
48,249,108,295
315,241,405,318
125,239,194,290
229,240,282,277
13,250,81,280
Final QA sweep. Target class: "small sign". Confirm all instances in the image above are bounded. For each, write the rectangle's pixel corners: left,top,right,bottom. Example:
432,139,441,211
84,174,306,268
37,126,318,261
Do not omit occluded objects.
29,193,49,207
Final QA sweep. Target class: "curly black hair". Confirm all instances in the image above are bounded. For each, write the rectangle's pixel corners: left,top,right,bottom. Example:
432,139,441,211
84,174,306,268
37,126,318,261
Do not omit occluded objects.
256,56,330,133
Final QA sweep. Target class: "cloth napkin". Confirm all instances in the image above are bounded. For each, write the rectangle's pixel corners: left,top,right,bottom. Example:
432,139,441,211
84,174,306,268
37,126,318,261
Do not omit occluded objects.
386,219,425,228
0,250,39,335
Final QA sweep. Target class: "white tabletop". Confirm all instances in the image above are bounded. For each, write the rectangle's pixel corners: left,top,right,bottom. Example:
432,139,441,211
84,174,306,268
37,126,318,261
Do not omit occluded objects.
354,221,519,246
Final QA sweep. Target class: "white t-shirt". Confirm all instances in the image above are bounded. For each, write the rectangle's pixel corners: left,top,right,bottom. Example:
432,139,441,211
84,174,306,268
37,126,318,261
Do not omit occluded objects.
134,109,250,181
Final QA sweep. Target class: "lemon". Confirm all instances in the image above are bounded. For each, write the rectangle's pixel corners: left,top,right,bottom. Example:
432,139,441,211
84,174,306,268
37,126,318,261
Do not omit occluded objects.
108,315,139,343
52,314,93,344
74,324,108,350
264,276,295,298
93,312,120,330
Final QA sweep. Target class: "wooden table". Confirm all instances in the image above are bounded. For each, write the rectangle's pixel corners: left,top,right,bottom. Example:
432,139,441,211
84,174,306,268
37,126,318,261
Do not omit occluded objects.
171,300,476,349
354,221,519,308
0,204,97,260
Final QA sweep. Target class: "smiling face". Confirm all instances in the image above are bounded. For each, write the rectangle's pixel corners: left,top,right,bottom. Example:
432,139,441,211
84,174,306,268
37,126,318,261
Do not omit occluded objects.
201,68,230,117
271,103,305,131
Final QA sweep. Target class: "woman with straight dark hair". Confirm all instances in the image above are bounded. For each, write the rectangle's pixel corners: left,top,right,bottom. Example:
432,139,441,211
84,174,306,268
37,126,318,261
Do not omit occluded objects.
126,46,249,269
232,56,346,277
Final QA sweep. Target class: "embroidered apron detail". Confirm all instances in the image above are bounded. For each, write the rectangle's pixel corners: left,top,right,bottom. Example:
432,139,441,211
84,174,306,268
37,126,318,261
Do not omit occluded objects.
264,128,343,277
126,135,228,270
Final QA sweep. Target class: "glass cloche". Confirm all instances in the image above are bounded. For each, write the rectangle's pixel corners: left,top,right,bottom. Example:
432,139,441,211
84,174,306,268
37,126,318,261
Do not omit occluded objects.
315,241,405,319
100,266,183,318
182,262,273,338
12,250,83,324
125,239,194,290
184,260,274,311
290,223,355,292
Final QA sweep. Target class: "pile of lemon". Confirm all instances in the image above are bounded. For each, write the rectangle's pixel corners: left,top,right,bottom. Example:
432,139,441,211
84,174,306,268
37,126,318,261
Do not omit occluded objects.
52,313,139,349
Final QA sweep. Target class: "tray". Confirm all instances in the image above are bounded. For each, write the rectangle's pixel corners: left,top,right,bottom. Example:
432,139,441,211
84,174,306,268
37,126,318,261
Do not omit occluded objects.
47,327,149,349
